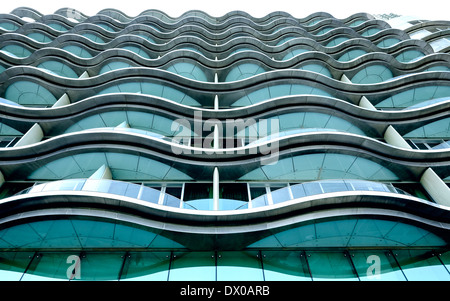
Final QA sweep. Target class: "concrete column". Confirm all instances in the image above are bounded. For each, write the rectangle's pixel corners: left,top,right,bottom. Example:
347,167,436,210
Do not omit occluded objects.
384,125,412,149
213,167,219,210
116,121,130,128
89,164,112,180
359,96,377,111
214,95,219,110
0,170,4,189
79,71,90,79
52,93,70,108
14,123,44,147
213,124,219,150
340,74,352,83
420,168,450,206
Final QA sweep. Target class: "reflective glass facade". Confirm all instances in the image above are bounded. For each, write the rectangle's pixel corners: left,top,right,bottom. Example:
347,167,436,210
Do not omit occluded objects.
0,8,449,281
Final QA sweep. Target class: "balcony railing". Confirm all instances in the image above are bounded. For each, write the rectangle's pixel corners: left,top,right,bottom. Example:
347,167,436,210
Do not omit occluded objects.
15,179,413,211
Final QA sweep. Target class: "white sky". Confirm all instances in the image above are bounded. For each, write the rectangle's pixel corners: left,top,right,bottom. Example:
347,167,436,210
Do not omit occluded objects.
0,0,448,21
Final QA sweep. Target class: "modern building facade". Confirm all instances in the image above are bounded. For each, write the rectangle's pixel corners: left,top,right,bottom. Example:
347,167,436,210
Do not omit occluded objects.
0,7,449,281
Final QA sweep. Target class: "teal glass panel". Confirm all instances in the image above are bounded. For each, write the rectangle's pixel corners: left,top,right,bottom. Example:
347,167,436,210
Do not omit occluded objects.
348,19,365,27
377,38,401,48
241,153,398,181
350,250,406,281
0,218,185,250
351,65,393,84
395,50,425,63
28,152,192,181
217,251,263,281
0,252,33,280
71,252,124,281
165,62,208,82
47,23,68,32
82,33,105,44
361,27,381,36
282,49,309,60
231,84,331,107
0,22,19,31
133,33,156,43
276,36,297,46
439,251,450,272
315,26,333,35
169,252,216,281
395,250,450,281
225,63,266,82
97,82,200,106
96,23,116,32
0,122,22,135
121,46,150,59
62,45,93,58
37,61,78,78
377,86,450,109
425,65,450,72
27,32,52,43
21,252,74,281
262,251,311,281
0,45,32,58
306,251,358,281
120,252,171,281
337,49,367,62
326,36,349,47
229,48,254,56
298,64,332,78
249,218,446,248
404,117,450,139
4,81,57,106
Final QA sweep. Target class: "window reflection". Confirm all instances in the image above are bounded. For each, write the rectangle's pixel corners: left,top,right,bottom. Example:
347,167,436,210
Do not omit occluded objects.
0,249,449,281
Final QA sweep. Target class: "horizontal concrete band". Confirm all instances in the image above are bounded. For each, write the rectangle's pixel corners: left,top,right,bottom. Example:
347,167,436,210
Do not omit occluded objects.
0,129,449,180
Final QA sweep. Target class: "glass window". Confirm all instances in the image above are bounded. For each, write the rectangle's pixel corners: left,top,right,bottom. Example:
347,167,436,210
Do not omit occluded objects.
21,252,76,281
438,251,450,273
320,181,348,193
290,184,306,198
169,252,216,281
262,251,311,281
251,194,268,208
183,183,213,201
4,81,57,107
120,252,171,281
217,251,264,281
0,252,34,280
306,251,358,281
270,186,291,204
337,49,367,62
303,182,323,195
37,61,78,78
163,194,181,208
62,45,93,58
138,186,161,204
0,45,32,58
71,252,125,281
350,250,406,281
394,250,450,280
